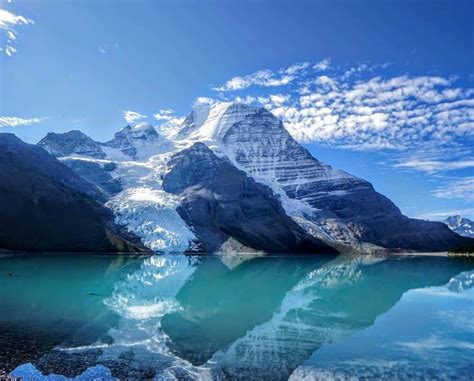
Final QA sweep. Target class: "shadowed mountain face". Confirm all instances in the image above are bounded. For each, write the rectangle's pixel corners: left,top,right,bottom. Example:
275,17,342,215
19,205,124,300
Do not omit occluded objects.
60,158,123,198
162,143,337,254
0,134,148,253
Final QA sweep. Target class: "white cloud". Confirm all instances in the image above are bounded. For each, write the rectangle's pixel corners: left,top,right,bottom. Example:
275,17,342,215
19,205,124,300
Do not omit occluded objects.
285,62,310,75
0,8,33,56
153,108,185,128
194,96,219,107
432,177,474,201
97,42,118,54
122,110,146,124
313,58,331,71
254,74,473,157
394,159,474,173
0,116,44,127
213,62,310,92
213,70,290,91
153,108,174,121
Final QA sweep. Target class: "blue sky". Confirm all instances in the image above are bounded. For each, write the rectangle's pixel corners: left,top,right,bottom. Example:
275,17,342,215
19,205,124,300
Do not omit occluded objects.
1,0,473,220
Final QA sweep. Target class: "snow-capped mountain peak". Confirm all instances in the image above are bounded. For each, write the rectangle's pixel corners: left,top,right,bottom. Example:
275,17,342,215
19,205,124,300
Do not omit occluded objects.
169,102,467,251
38,130,106,159
35,102,472,253
104,123,174,160
444,215,474,238
127,122,157,138
175,102,356,204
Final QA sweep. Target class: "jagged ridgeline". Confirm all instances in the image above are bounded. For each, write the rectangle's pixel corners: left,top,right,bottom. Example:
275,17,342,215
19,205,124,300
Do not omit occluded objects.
19,102,473,254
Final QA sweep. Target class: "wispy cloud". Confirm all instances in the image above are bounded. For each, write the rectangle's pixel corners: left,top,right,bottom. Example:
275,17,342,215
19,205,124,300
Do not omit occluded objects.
269,74,473,153
212,61,319,92
432,177,474,201
122,110,146,124
394,159,474,174
0,8,34,56
0,116,45,127
153,108,174,121
194,97,219,107
97,42,118,54
313,58,331,71
153,108,185,127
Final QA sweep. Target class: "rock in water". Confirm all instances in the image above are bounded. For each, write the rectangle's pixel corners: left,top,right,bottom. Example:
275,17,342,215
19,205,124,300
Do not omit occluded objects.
162,142,337,254
0,133,148,253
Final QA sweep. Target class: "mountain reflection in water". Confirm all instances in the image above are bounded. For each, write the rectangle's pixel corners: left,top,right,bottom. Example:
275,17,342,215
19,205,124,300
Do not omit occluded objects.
1,253,473,380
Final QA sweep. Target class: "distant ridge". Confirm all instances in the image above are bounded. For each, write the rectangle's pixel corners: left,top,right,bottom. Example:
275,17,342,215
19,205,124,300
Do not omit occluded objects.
444,215,474,238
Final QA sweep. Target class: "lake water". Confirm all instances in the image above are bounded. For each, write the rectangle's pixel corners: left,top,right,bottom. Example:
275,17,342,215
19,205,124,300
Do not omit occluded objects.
1,253,473,380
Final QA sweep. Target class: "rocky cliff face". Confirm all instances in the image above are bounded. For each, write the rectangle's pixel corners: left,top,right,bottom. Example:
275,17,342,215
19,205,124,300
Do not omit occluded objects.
38,130,106,159
60,158,123,198
0,134,149,253
444,216,474,238
162,143,336,253
173,103,471,252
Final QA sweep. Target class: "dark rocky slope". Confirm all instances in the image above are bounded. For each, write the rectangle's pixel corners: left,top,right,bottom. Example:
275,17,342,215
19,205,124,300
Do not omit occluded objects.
162,143,337,254
60,158,123,198
0,134,148,253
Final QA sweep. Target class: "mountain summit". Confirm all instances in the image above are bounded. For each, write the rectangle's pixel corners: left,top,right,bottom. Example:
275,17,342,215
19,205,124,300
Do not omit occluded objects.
444,215,474,238
169,103,467,252
35,102,473,253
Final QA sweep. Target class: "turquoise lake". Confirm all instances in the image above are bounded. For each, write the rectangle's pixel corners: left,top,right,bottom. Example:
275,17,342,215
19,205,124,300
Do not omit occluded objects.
1,254,473,380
